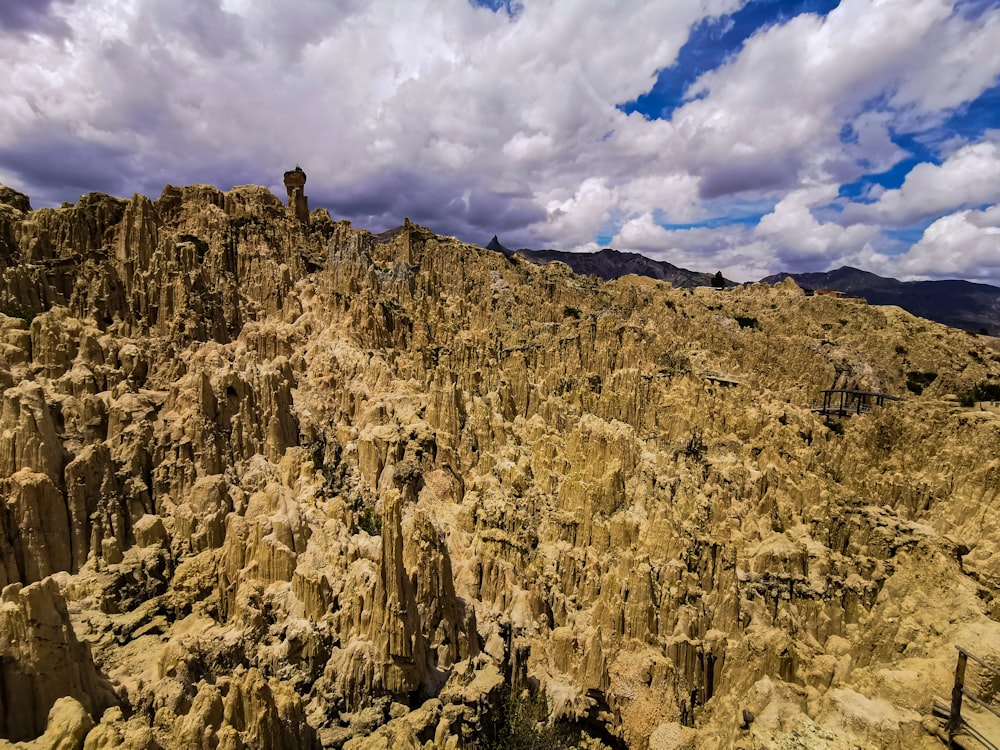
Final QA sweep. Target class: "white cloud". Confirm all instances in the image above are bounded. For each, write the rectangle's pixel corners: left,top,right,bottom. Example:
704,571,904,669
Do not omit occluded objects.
668,0,981,196
0,0,745,240
755,186,879,262
0,0,997,287
841,136,1000,226
611,186,884,282
610,216,782,282
893,205,1000,282
542,178,618,248
891,5,1000,114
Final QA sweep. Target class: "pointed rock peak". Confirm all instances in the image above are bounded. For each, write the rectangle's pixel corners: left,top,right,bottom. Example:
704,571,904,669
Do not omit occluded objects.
486,235,511,255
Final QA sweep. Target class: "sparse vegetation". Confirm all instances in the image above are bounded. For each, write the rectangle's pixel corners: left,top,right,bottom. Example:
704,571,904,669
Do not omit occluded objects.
958,381,1000,406
658,350,691,374
310,438,348,496
771,508,784,533
870,410,904,454
487,686,581,750
684,429,707,461
905,371,937,395
356,504,382,536
0,299,37,323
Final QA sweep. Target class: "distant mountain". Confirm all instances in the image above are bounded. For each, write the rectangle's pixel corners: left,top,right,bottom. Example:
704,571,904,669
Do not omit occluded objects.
487,241,730,288
484,238,1000,335
762,267,1000,336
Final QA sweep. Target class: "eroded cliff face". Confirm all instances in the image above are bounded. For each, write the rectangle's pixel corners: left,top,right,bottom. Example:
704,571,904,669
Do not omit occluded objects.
1,181,999,749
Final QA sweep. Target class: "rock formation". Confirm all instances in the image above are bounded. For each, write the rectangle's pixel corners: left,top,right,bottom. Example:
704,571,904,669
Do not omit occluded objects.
0,177,999,749
284,167,310,225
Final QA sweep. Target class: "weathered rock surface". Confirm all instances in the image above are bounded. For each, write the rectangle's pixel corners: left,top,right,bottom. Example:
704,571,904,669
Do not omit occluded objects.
0,577,118,741
0,178,999,748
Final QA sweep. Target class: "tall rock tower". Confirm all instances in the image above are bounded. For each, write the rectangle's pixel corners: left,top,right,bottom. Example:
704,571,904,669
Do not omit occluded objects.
283,166,309,223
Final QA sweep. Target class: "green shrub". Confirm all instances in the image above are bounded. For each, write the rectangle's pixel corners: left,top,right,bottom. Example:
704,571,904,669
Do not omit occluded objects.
658,351,691,375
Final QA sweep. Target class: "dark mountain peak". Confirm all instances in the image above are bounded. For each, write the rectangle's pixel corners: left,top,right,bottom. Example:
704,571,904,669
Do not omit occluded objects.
763,266,899,292
826,266,897,286
485,235,511,255
507,245,727,288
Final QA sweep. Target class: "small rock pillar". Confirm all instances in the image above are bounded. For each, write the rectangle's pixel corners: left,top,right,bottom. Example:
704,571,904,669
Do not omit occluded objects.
283,166,309,223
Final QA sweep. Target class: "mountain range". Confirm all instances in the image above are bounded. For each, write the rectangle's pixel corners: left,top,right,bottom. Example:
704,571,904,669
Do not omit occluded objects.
487,237,1000,336
761,267,1000,336
486,236,729,288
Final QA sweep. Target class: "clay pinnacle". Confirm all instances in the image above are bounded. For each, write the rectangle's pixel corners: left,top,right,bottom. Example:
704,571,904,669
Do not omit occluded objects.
282,166,309,223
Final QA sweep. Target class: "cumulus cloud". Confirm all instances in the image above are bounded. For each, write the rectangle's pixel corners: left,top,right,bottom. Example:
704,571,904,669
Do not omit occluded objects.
612,186,886,282
890,4,1000,115
755,186,881,263
840,136,1000,226
0,0,996,285
667,0,1000,198
603,0,1000,284
0,0,745,246
893,205,1000,282
611,216,779,282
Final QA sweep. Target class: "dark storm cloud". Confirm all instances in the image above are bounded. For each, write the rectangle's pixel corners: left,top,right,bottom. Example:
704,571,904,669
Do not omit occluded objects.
0,0,74,38
697,161,797,201
313,170,546,247
0,132,133,204
128,160,270,203
0,125,260,209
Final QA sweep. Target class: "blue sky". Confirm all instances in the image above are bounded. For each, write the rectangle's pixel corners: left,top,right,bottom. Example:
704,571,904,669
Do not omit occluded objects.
1,0,999,284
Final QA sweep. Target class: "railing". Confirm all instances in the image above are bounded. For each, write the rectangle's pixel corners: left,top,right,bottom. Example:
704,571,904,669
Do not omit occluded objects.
700,370,740,386
944,646,1000,748
812,389,901,417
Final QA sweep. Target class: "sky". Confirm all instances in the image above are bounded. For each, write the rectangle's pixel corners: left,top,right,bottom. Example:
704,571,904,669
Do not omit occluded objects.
1,0,999,285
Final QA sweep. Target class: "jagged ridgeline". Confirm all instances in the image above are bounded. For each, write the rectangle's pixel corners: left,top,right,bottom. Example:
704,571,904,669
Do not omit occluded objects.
1,176,999,749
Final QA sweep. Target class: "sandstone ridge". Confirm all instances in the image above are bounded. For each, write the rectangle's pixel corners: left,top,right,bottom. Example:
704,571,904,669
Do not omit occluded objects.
1,180,999,749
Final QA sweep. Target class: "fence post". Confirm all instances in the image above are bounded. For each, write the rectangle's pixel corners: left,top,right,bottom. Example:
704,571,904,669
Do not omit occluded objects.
949,649,968,745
